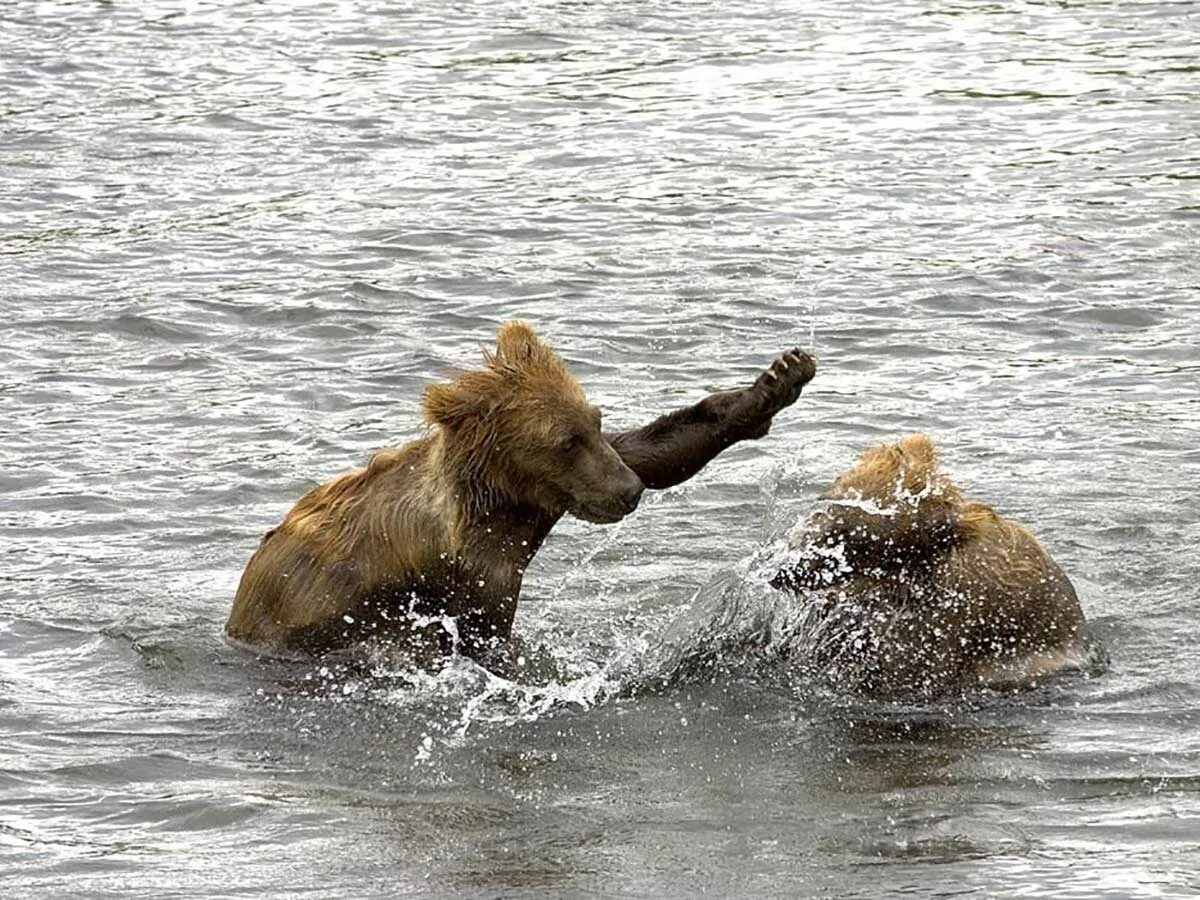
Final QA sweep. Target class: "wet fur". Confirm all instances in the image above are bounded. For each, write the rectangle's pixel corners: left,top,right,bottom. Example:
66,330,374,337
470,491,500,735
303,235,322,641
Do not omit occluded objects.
775,434,1086,697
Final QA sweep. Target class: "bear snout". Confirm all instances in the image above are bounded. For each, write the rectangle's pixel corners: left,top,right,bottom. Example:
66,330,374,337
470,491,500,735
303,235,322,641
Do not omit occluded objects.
568,469,644,523
617,474,645,514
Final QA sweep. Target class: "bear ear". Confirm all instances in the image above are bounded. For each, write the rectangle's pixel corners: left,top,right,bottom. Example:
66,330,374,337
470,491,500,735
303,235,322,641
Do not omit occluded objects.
896,433,938,481
423,378,485,428
490,320,552,370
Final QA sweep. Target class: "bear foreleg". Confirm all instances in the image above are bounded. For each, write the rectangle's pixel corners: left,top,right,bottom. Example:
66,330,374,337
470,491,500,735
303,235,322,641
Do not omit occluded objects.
605,349,815,490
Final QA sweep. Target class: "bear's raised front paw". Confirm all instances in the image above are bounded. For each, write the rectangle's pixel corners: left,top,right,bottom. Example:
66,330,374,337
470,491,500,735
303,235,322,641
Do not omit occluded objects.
755,349,816,409
695,349,816,441
729,348,816,439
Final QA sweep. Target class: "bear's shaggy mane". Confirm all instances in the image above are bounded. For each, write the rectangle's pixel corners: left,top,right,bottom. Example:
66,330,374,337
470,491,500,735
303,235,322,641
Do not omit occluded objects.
827,433,961,510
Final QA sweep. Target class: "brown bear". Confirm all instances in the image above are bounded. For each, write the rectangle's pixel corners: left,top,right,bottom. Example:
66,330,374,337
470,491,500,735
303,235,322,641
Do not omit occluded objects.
228,321,816,662
771,434,1087,697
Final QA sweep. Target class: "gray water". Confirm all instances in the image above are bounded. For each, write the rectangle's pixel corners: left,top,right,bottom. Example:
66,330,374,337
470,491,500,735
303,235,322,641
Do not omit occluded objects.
2,0,1199,896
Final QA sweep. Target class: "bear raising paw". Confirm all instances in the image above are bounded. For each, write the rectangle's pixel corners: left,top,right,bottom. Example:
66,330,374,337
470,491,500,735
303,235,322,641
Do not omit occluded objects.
227,322,816,661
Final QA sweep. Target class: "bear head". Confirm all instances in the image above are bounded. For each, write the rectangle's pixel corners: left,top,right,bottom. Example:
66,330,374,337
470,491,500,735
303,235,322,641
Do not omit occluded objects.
423,321,644,523
773,433,965,592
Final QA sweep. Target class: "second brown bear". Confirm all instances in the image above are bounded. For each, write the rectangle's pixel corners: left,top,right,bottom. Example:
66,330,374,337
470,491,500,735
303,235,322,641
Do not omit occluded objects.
772,434,1088,697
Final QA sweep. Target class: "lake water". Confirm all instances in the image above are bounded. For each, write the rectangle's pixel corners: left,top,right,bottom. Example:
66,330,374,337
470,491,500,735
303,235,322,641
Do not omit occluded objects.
2,1,1199,896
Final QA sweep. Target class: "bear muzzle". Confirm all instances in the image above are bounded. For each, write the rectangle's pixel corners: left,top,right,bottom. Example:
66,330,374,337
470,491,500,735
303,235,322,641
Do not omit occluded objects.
569,472,644,524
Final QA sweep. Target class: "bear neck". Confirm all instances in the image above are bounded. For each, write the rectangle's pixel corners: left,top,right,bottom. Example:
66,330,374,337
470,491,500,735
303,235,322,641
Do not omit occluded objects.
432,429,564,547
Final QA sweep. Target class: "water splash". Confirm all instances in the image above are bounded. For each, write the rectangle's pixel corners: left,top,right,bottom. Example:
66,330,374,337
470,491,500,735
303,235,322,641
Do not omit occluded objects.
791,268,819,352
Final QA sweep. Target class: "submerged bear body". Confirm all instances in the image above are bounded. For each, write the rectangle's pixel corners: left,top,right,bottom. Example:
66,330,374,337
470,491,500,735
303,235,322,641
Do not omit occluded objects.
773,434,1087,697
229,321,815,660
227,438,547,657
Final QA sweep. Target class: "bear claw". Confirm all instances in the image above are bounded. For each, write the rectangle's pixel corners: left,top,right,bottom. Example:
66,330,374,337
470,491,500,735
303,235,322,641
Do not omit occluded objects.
757,349,816,401
723,348,817,439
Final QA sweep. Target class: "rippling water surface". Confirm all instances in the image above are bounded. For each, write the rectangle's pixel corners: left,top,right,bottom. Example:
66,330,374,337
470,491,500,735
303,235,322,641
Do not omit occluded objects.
3,0,1199,896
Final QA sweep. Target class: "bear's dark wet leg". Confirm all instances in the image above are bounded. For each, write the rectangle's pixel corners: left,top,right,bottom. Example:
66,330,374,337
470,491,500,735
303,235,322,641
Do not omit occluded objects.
605,349,815,490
